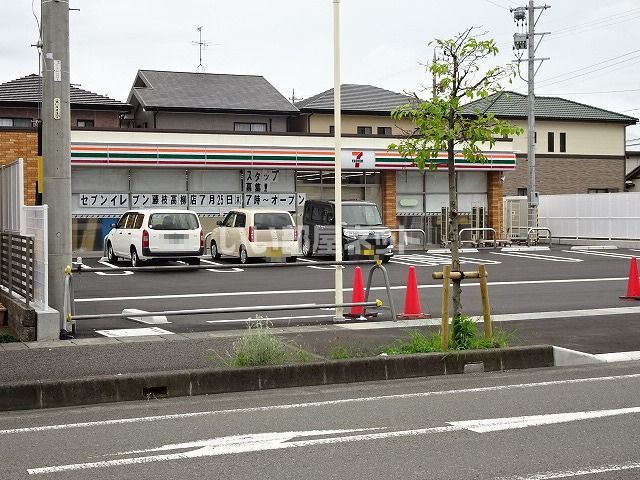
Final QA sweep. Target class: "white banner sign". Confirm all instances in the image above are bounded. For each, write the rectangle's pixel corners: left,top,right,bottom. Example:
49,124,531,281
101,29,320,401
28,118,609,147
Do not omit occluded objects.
79,193,128,208
78,193,244,209
244,193,305,209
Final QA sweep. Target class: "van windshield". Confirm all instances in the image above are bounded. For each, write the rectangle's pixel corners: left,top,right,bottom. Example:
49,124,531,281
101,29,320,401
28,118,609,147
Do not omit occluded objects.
342,204,382,226
254,213,293,229
148,213,199,230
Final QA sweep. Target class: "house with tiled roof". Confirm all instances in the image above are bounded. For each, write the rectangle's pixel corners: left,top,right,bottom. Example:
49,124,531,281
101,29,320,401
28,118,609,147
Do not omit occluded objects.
463,91,637,195
127,70,298,131
294,84,414,136
0,74,130,129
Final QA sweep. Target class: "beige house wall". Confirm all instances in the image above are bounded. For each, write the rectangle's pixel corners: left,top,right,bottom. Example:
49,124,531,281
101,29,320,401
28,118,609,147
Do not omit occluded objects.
509,119,626,156
308,113,414,135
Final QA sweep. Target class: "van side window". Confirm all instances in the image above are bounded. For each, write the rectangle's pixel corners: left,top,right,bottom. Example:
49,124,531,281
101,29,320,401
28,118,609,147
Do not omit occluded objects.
125,214,138,229
235,213,246,228
116,214,129,229
133,214,144,229
223,212,236,227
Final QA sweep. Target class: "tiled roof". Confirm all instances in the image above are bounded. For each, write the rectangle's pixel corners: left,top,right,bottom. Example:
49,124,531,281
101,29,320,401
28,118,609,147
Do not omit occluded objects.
128,70,298,113
296,84,413,113
0,74,129,109
463,91,637,124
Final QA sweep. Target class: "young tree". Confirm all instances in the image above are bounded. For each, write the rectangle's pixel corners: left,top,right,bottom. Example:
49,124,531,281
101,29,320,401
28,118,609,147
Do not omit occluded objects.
390,28,523,322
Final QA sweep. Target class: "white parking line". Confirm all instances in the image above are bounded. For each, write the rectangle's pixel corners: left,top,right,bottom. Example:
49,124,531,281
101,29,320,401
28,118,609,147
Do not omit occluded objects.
562,250,636,259
200,258,244,272
491,251,583,263
390,254,501,266
297,258,336,270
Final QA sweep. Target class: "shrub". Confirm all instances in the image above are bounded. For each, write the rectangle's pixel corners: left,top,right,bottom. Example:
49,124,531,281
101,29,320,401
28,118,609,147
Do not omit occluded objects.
0,333,17,343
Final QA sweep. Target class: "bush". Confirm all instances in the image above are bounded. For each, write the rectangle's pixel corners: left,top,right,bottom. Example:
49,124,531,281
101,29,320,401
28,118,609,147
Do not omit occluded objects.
383,331,441,355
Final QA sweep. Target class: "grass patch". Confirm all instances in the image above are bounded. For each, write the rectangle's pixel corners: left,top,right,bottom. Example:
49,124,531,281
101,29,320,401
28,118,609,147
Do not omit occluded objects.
328,345,370,360
0,333,17,343
383,331,441,355
226,318,312,367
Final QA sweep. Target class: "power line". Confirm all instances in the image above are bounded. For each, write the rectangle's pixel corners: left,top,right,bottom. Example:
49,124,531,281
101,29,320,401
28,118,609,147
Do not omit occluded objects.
537,55,640,88
552,7,640,35
537,49,640,84
542,88,640,96
483,0,510,10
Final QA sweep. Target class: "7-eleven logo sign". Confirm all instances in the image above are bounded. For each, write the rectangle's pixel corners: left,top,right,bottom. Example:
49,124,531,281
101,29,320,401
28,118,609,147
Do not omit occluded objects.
341,150,375,169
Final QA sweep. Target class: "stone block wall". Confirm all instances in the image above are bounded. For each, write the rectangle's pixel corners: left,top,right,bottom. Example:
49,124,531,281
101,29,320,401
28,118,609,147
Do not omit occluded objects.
0,290,36,341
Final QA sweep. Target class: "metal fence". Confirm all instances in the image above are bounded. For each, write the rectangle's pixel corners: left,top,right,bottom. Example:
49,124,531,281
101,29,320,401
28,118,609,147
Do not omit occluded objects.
0,159,25,234
0,232,34,305
23,206,48,308
539,192,640,240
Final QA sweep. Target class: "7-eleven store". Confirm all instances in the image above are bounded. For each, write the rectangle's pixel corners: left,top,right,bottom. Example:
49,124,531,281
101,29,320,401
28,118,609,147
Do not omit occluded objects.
70,130,515,252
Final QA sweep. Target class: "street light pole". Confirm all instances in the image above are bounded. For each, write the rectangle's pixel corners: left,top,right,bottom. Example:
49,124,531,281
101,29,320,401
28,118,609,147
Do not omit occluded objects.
332,0,344,322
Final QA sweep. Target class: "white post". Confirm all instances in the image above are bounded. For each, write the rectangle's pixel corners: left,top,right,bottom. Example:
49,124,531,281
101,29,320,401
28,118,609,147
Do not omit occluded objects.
332,0,344,322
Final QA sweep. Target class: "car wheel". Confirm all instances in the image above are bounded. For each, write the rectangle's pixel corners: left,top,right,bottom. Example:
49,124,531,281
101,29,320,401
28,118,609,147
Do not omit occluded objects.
286,256,297,263
239,245,248,265
106,242,117,264
210,240,221,260
382,255,391,264
301,236,313,257
130,248,144,268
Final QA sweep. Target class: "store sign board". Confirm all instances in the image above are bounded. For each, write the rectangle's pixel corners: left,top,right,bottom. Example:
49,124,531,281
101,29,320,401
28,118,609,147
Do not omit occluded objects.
341,150,376,170
244,193,306,209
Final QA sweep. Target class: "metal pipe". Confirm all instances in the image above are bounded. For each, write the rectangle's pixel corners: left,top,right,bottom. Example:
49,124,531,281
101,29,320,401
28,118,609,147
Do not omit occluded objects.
71,300,382,321
527,227,552,245
458,227,497,246
389,228,426,250
73,258,376,274
332,0,344,322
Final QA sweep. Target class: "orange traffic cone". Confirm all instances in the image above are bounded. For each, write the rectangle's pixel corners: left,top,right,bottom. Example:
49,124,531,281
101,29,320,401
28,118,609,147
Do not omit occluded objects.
397,266,430,319
345,267,376,319
620,256,640,300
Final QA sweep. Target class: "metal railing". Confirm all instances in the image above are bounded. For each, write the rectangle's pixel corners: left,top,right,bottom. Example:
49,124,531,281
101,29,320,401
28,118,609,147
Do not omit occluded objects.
0,232,34,306
458,227,498,248
527,227,552,246
64,259,397,333
390,228,426,251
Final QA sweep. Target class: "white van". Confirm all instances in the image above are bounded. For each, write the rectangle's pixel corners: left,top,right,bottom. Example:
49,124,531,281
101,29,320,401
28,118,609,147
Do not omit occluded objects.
209,208,298,264
105,209,204,266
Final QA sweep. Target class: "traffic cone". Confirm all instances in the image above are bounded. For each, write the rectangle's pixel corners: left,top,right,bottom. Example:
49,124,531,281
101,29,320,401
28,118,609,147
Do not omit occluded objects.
620,256,640,300
397,266,430,319
345,267,368,319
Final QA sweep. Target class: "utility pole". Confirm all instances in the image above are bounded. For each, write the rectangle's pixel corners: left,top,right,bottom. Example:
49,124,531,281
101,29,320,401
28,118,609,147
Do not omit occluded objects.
41,0,73,339
511,1,550,233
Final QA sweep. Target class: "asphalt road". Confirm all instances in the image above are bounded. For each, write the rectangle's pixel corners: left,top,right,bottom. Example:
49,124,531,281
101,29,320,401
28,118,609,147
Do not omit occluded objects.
1,361,639,479
70,246,640,341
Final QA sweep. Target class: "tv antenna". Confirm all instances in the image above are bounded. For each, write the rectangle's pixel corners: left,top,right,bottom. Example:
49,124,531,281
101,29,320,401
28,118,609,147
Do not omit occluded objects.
192,26,220,72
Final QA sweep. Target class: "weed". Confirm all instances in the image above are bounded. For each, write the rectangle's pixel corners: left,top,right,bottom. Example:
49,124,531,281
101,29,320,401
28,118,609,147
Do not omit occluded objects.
328,345,369,360
383,331,441,355
452,315,477,350
226,318,312,367
0,333,17,343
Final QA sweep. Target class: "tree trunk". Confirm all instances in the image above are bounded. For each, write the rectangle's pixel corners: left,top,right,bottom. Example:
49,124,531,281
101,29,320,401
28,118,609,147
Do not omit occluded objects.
447,138,462,319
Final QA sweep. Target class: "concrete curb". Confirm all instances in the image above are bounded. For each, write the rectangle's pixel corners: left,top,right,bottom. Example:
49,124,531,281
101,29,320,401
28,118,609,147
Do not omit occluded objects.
0,345,553,412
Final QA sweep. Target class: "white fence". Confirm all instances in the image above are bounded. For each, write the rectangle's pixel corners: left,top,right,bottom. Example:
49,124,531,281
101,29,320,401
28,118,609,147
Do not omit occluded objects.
0,158,25,233
23,206,48,309
539,192,640,240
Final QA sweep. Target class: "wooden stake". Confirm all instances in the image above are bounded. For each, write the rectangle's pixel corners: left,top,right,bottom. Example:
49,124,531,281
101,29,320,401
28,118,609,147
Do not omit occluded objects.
441,265,451,351
479,264,492,339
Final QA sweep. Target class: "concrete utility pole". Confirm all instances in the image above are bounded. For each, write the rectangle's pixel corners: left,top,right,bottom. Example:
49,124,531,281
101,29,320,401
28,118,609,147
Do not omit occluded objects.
332,0,344,322
511,1,550,231
41,0,73,338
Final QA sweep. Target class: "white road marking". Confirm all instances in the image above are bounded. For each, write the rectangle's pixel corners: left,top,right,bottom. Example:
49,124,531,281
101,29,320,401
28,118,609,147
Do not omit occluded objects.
75,276,626,303
595,351,640,362
491,252,582,263
26,407,640,474
200,258,244,273
391,253,501,266
77,259,134,276
337,305,640,330
570,245,618,250
5,373,640,436
562,250,635,259
95,327,174,338
449,406,640,433
502,246,551,252
297,258,336,270
497,461,640,479
206,314,335,324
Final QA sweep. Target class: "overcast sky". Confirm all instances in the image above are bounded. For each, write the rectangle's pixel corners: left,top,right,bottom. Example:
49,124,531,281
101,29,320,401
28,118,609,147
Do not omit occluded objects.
1,0,639,143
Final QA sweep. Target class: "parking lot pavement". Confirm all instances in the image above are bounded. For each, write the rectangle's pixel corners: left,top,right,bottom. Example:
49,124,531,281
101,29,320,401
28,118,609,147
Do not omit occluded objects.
64,246,640,342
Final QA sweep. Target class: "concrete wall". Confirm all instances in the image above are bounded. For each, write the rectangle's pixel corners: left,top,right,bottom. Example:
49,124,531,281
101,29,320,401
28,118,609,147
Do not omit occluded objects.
503,156,625,195
308,113,414,136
